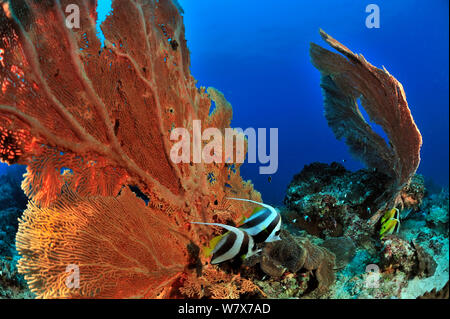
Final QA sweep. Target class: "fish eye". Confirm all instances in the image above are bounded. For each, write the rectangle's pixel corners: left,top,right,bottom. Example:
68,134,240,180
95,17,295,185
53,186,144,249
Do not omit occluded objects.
275,230,280,236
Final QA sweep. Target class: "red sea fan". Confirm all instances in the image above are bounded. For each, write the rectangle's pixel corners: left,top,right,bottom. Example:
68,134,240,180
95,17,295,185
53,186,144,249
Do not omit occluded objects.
310,30,423,222
0,0,260,298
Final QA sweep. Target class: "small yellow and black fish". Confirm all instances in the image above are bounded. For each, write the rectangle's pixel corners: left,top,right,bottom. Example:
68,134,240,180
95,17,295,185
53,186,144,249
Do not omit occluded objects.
380,208,400,239
191,222,260,264
381,207,398,224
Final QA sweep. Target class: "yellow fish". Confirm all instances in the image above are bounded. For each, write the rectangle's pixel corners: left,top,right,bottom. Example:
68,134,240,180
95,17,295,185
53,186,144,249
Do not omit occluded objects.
380,208,400,239
381,208,399,225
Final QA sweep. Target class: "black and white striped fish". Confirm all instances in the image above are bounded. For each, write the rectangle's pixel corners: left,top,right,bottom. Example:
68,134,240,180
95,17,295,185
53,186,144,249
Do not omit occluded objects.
191,222,260,264
228,197,282,244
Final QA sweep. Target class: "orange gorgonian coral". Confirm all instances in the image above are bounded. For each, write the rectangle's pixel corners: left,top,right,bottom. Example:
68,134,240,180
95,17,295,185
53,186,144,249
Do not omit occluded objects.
0,0,260,298
310,30,423,222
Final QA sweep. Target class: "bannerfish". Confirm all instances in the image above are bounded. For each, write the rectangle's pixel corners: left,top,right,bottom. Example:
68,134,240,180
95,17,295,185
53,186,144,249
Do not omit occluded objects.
380,208,400,239
381,207,399,225
227,197,282,244
191,222,260,264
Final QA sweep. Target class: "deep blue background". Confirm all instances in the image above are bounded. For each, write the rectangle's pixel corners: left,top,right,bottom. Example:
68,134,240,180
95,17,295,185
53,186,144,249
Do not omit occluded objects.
1,1,448,205
178,0,449,204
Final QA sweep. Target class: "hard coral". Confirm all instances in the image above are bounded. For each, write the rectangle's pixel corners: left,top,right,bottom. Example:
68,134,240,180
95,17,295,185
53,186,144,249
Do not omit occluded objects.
310,30,422,222
0,257,32,299
258,231,336,295
0,0,260,298
400,174,425,211
320,237,356,270
284,162,388,241
422,189,449,229
380,236,436,279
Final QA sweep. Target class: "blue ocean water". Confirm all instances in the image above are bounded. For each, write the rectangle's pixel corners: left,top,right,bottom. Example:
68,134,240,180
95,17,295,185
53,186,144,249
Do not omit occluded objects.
1,1,448,206
178,0,449,204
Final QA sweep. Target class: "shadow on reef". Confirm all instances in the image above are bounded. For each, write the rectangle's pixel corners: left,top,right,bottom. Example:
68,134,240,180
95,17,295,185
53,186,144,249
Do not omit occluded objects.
0,165,33,298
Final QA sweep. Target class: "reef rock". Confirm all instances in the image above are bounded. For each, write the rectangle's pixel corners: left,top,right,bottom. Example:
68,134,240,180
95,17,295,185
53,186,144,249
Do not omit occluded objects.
380,236,436,279
400,175,426,211
422,189,449,229
320,237,356,269
259,231,336,295
0,256,33,299
0,168,30,298
284,162,388,241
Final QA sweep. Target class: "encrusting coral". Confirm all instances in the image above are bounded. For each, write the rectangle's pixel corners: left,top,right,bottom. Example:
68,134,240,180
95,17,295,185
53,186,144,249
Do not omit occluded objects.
310,30,423,224
0,0,260,298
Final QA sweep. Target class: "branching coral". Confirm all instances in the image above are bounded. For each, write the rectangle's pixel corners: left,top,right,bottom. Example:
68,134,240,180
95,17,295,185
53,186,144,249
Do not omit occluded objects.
310,30,422,223
0,0,260,298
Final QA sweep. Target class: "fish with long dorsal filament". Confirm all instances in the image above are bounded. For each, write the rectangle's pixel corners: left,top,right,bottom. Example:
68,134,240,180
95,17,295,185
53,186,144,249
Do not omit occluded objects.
228,197,282,243
192,198,282,264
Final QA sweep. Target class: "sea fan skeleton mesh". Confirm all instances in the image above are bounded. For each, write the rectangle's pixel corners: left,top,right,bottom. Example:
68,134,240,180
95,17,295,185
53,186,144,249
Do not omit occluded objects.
0,0,261,298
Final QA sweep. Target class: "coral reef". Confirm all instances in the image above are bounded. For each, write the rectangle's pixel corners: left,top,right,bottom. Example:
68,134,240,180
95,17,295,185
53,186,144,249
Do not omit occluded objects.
379,236,436,278
325,195,448,299
310,30,422,223
320,237,356,270
244,230,336,297
0,0,260,298
422,189,449,229
284,163,448,299
174,229,337,299
400,175,426,211
0,1,445,301
0,257,32,299
418,281,449,299
0,167,31,298
284,162,388,243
